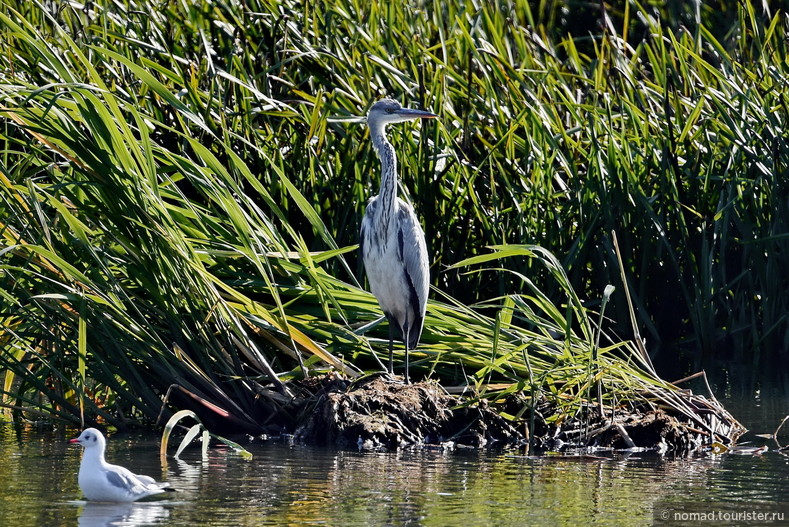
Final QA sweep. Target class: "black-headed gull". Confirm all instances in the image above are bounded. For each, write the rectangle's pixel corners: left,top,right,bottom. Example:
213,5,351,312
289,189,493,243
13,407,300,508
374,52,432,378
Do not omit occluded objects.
70,428,173,502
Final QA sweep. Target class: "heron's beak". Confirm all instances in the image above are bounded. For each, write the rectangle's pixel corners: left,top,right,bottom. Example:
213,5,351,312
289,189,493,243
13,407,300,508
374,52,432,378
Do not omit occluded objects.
396,108,438,119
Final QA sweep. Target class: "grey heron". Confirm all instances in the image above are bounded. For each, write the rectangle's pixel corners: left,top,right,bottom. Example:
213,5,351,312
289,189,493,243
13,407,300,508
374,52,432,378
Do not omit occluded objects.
360,98,436,384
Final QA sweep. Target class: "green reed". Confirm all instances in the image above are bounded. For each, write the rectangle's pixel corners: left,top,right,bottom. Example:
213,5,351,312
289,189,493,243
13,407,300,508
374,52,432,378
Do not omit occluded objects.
0,0,784,428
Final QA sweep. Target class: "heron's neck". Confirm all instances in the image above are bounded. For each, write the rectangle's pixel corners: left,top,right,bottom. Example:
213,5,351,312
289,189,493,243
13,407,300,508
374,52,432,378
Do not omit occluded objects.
372,129,398,228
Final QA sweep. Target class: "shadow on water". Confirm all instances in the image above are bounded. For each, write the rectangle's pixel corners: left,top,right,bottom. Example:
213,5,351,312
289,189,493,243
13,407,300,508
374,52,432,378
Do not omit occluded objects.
1,404,788,527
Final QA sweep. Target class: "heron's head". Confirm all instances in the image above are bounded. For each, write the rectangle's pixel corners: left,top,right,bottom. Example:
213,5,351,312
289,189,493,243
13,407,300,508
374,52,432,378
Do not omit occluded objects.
366,98,437,134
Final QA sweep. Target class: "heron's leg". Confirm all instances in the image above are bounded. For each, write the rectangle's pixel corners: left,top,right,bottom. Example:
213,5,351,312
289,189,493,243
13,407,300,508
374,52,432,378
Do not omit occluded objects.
388,322,395,375
404,347,410,384
403,322,411,384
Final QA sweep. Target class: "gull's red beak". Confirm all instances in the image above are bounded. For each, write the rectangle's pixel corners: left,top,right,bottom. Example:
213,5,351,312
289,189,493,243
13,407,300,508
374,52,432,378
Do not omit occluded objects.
69,438,80,444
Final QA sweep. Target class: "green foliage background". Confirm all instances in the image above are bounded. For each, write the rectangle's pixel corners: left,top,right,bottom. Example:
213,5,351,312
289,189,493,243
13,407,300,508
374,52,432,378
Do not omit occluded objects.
1,0,787,426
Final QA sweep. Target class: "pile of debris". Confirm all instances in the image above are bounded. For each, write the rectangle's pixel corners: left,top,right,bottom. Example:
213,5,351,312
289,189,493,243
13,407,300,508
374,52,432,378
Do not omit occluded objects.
290,374,746,453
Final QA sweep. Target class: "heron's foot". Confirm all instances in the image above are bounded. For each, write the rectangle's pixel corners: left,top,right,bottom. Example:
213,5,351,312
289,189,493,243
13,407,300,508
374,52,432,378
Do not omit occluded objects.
382,370,406,385
349,370,403,389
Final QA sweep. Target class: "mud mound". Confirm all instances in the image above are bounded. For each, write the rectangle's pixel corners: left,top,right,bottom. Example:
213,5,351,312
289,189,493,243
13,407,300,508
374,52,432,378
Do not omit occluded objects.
283,374,744,453
548,408,699,452
174,373,743,453
294,375,521,449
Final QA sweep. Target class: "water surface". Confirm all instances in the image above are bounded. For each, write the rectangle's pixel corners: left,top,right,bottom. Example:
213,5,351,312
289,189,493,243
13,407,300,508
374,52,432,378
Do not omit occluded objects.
1,394,788,526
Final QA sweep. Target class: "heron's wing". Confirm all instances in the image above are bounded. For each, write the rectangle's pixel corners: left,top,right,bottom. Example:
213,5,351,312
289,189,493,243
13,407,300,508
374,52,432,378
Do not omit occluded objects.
396,201,429,348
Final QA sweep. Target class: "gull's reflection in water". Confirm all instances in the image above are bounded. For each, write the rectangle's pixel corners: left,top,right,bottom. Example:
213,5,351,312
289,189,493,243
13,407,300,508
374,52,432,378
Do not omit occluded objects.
77,501,170,527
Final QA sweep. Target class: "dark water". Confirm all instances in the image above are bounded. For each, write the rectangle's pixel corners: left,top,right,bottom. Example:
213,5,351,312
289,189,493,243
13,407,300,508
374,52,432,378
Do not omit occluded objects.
0,395,788,527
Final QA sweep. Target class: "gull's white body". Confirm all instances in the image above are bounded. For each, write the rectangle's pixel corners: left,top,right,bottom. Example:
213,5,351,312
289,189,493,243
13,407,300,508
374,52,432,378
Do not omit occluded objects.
70,428,170,502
